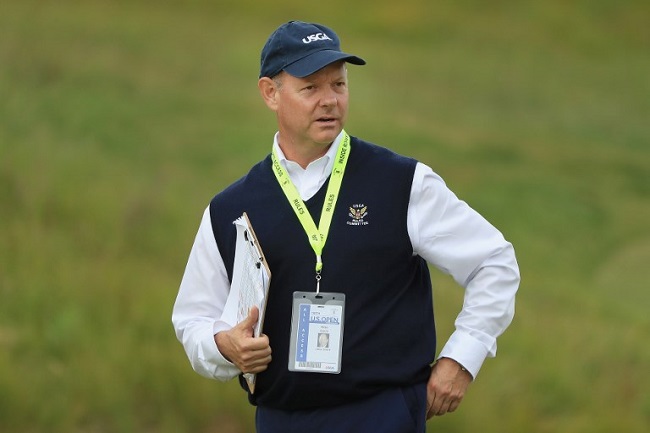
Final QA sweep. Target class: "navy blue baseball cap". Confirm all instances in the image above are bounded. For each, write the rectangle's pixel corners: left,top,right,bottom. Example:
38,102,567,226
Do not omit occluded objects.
259,21,366,78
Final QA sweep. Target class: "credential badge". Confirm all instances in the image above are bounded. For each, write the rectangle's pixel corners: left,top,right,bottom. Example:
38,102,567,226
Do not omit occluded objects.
347,204,369,226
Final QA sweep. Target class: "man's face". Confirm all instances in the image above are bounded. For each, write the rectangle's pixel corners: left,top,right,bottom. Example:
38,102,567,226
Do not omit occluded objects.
273,61,349,153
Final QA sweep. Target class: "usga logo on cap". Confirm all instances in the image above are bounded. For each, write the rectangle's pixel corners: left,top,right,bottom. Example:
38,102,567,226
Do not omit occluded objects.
302,33,333,44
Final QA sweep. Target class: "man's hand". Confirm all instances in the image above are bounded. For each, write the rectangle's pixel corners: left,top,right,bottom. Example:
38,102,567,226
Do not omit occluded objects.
214,307,272,374
426,357,473,418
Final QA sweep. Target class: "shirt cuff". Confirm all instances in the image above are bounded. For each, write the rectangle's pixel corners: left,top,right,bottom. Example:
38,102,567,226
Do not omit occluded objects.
437,330,490,379
197,322,241,381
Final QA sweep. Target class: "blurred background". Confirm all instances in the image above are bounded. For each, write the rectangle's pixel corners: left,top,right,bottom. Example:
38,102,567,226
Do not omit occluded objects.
1,0,648,432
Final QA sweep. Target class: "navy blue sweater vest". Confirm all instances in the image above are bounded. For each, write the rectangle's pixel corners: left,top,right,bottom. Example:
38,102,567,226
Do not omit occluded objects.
210,137,436,410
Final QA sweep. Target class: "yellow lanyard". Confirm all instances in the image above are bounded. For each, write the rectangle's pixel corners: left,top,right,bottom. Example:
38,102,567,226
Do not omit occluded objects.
271,131,351,292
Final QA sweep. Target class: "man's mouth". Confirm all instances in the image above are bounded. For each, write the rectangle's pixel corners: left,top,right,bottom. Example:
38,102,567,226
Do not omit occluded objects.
316,116,337,123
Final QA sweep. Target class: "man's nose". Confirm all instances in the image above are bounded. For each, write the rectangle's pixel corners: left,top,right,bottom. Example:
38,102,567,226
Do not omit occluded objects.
319,88,338,107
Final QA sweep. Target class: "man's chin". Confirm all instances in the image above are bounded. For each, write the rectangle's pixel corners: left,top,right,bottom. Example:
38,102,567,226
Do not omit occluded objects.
312,126,342,144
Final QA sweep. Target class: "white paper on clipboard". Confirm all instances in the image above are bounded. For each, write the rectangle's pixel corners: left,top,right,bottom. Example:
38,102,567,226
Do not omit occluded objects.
224,212,271,393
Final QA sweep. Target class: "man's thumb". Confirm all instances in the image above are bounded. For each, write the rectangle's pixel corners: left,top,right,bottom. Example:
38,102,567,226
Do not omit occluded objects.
242,306,259,329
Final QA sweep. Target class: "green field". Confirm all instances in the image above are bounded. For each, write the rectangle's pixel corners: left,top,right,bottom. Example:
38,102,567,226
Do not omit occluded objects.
1,0,648,432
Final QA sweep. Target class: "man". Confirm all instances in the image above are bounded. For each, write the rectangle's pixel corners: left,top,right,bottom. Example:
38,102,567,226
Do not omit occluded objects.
172,20,520,433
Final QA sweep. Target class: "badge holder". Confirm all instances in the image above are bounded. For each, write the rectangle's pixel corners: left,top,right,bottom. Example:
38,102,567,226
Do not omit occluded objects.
288,291,345,374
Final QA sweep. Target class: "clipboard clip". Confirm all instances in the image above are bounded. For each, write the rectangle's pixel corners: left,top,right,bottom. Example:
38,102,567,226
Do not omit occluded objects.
245,230,264,269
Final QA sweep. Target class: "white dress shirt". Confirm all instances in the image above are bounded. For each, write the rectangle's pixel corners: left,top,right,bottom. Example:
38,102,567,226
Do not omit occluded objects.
172,131,520,381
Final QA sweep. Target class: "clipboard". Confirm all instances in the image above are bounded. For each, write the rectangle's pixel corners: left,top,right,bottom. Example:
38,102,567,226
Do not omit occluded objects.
229,212,271,393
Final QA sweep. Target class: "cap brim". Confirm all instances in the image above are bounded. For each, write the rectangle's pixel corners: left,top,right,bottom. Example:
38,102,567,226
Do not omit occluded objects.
284,50,366,78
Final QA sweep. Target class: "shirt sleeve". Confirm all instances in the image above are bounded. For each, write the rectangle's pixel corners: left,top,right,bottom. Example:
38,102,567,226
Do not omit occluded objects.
171,206,242,381
408,163,520,379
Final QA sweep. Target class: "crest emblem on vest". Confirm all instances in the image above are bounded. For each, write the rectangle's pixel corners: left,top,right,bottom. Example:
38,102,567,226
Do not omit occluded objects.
347,204,369,226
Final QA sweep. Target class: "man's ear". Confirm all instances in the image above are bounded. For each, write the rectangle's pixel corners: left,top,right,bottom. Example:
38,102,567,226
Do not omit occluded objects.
258,77,279,111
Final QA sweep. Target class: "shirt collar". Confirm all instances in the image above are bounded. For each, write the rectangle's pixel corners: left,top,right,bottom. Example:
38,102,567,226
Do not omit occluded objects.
272,130,344,173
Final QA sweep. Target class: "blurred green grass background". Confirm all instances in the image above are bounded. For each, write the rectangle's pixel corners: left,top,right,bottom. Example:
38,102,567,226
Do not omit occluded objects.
1,0,648,432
